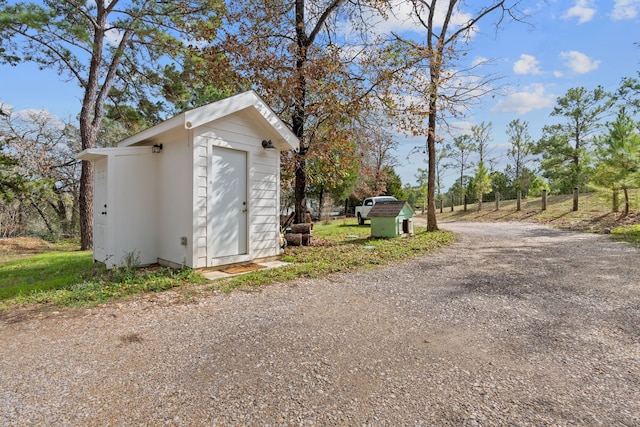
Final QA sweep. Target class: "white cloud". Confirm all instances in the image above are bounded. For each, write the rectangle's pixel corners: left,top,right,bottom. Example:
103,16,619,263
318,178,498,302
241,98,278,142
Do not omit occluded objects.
563,0,596,24
12,108,66,130
371,1,477,39
553,70,564,78
513,54,542,75
560,50,600,73
471,56,489,67
491,84,555,115
612,0,640,20
105,27,123,46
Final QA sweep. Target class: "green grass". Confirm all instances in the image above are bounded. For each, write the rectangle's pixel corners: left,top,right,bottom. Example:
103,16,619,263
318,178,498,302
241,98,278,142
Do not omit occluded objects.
0,248,207,309
6,193,635,310
0,220,453,310
210,219,454,293
0,251,94,300
611,224,640,246
6,266,207,307
437,192,639,234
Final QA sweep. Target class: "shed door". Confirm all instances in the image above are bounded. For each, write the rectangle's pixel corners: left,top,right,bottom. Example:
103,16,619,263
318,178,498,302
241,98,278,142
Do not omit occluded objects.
209,147,248,259
94,158,108,262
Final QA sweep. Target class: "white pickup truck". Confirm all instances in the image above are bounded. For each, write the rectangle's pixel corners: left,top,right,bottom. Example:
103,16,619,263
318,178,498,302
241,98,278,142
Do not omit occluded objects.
355,196,398,225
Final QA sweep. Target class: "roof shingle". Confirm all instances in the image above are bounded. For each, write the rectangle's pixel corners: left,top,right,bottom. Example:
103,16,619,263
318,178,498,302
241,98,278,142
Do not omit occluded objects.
368,201,413,218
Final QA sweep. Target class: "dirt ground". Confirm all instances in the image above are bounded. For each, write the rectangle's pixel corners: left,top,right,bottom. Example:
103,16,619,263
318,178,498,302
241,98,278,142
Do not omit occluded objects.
1,221,639,426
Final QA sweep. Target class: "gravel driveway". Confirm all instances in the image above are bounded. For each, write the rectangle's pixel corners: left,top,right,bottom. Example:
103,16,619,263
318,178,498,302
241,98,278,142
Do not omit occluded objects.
1,221,639,426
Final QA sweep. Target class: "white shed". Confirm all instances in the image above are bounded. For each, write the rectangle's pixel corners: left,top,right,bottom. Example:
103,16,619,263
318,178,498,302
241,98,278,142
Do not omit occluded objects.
77,91,299,269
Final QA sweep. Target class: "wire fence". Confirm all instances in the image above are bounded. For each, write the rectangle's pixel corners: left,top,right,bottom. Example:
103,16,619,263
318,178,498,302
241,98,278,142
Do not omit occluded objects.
434,188,640,213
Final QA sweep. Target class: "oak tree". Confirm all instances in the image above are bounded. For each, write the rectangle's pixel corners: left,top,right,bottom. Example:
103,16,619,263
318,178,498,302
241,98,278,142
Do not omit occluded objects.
0,107,80,237
386,0,526,230
222,0,393,223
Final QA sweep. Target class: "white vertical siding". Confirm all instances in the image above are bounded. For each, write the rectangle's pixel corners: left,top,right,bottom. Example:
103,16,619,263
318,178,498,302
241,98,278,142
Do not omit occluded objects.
112,152,158,267
194,109,281,267
154,129,194,268
193,142,208,268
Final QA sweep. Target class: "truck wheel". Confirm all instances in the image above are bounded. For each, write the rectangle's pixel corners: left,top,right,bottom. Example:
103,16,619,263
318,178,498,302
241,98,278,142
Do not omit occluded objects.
357,213,364,225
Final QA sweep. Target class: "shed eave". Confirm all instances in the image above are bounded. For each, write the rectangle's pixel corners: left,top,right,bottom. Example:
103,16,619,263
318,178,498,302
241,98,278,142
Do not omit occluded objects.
117,90,299,151
118,115,185,147
76,146,153,161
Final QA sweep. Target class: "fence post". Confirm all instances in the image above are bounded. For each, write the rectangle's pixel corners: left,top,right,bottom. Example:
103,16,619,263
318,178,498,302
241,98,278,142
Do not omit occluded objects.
464,194,468,212
573,187,579,212
516,190,522,211
542,189,547,211
439,198,443,213
495,192,500,210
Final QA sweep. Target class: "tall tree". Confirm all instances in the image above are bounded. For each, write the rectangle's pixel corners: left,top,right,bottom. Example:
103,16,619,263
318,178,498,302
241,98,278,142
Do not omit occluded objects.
618,74,640,119
388,1,526,231
0,107,80,237
352,116,399,199
473,160,492,211
506,119,534,192
307,134,359,219
223,0,389,224
447,134,475,204
536,86,613,194
471,121,494,210
592,107,640,215
0,105,25,207
0,0,225,249
471,121,494,165
436,143,451,198
383,167,405,199
415,166,428,214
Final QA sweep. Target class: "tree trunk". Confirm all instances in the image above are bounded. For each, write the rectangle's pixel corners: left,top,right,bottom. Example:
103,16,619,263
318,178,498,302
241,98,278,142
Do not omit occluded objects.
294,151,307,224
426,76,439,231
318,186,324,222
79,160,93,250
623,187,629,216
29,198,55,236
76,6,131,250
293,0,308,225
50,197,71,236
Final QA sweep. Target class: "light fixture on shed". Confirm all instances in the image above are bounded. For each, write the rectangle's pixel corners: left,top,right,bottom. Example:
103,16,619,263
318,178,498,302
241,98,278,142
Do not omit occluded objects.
261,139,276,150
152,143,163,153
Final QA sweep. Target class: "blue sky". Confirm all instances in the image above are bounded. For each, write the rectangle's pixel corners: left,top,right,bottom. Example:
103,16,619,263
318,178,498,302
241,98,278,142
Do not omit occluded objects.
1,0,639,191
392,0,640,189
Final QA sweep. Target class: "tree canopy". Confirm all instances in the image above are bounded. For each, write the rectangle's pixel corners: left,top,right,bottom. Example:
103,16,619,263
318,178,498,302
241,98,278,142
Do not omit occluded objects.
221,0,395,223
0,0,226,248
536,86,613,194
592,107,640,215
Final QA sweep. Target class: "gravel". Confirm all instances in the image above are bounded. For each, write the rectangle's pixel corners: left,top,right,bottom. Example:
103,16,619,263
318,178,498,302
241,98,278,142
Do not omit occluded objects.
1,221,639,426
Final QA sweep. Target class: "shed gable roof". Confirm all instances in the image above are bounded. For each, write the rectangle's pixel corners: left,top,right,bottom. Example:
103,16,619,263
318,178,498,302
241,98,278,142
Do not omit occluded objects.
368,201,414,218
118,90,299,151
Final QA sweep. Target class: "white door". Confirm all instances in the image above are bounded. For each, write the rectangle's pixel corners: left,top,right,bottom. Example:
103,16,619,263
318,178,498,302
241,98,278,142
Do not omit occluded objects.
209,147,248,259
94,158,108,262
